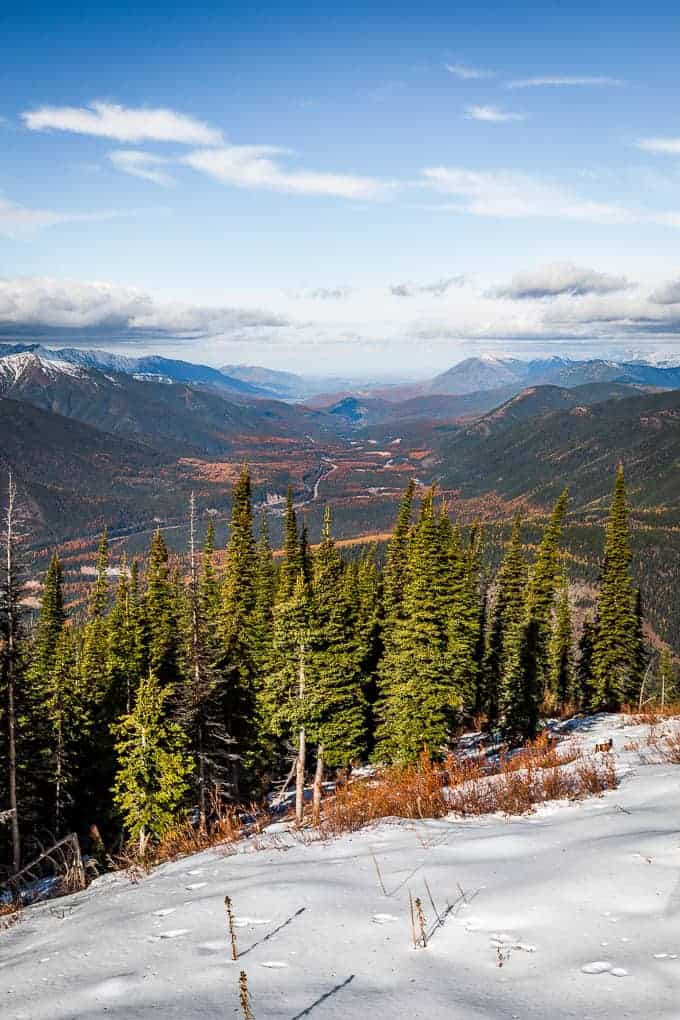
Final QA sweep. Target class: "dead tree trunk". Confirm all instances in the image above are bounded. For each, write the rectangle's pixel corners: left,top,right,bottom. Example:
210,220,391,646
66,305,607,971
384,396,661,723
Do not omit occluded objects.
2,472,24,873
295,640,306,825
312,744,324,826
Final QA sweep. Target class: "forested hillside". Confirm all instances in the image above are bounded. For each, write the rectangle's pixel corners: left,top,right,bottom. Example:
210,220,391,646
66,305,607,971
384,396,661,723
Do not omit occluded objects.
0,465,658,876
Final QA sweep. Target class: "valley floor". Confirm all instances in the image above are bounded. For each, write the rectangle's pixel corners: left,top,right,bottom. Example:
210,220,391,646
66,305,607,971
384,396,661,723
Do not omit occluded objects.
3,716,680,1019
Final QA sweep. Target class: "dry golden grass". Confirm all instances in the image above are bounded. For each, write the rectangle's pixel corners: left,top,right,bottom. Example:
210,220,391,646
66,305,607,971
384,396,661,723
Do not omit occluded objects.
319,736,616,836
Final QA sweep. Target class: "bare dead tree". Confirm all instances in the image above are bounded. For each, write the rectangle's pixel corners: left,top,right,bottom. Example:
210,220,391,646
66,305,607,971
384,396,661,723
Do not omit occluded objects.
295,640,306,825
0,471,28,873
312,743,324,826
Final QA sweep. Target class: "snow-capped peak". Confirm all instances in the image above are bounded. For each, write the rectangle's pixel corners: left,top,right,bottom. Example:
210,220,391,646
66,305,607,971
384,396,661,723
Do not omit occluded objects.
0,351,87,386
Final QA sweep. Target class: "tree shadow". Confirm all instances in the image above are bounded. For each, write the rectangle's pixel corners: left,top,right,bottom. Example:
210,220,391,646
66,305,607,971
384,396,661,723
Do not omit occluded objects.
290,975,355,1018
238,906,306,957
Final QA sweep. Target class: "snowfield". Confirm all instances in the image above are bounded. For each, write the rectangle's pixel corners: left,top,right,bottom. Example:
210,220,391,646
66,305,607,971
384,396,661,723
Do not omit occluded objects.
3,715,680,1019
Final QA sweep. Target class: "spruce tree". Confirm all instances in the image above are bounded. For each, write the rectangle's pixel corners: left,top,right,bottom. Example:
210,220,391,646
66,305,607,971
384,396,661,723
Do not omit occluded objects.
482,517,527,725
217,465,259,792
591,467,642,710
548,568,574,713
42,629,85,836
145,529,181,688
113,672,192,852
28,553,66,697
575,616,596,711
382,480,415,619
502,491,568,741
278,488,302,600
375,489,458,761
309,508,367,766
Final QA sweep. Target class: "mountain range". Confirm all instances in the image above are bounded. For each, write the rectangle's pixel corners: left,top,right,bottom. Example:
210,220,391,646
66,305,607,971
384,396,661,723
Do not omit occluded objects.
4,342,680,558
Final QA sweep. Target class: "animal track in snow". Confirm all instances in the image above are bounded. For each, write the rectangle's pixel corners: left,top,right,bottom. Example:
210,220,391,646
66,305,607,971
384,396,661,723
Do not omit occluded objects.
159,929,190,939
185,882,207,890
260,961,289,968
372,913,399,924
153,908,175,917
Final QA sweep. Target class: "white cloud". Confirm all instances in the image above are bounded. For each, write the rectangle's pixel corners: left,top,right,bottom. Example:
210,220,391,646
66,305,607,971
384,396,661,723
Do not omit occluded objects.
0,277,288,337
446,63,495,80
109,150,175,186
636,137,680,156
420,166,680,228
183,145,390,199
23,101,223,146
0,198,119,238
507,76,623,89
493,264,631,300
650,278,680,305
465,105,527,123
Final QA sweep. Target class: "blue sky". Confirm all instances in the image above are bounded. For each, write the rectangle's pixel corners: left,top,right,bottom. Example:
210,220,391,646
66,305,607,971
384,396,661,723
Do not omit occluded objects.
3,1,680,374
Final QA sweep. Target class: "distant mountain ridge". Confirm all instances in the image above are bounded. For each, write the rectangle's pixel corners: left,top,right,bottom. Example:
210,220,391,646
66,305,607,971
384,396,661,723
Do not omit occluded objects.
0,343,271,397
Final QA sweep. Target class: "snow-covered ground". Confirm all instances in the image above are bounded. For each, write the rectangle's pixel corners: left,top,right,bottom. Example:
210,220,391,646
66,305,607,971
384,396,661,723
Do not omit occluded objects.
3,715,680,1019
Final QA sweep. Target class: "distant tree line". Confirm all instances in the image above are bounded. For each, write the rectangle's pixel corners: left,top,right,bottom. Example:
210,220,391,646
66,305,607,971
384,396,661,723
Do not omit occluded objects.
0,465,657,871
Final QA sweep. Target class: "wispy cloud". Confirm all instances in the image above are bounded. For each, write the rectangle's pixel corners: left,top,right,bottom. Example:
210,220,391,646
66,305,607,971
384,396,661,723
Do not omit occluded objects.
109,150,175,186
446,63,495,80
0,197,120,238
420,166,680,227
636,137,680,156
492,263,631,300
390,276,465,298
507,75,623,89
23,101,223,145
465,105,527,123
183,145,391,199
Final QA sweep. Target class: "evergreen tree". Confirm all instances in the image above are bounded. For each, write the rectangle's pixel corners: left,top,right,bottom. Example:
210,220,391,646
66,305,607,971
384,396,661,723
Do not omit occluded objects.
482,517,527,725
199,519,220,634
112,672,192,852
217,466,259,792
309,508,367,766
502,491,568,741
548,568,574,713
375,489,459,761
42,629,85,836
107,559,144,717
591,467,642,710
89,529,110,618
447,522,483,710
28,554,66,697
178,493,228,829
382,480,415,619
278,488,302,600
145,530,181,688
575,616,596,711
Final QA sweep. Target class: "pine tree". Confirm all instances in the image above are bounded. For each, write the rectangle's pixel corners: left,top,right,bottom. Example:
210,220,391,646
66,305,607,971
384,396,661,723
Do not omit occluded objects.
375,489,458,761
278,487,302,600
89,529,110,618
252,513,276,674
107,558,144,717
113,672,192,852
179,494,228,829
575,616,596,711
145,529,181,688
482,517,527,725
447,522,483,710
591,467,642,710
42,629,85,836
502,491,568,741
548,569,574,713
199,519,220,634
309,507,367,766
28,553,66,697
217,466,259,792
382,480,415,619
